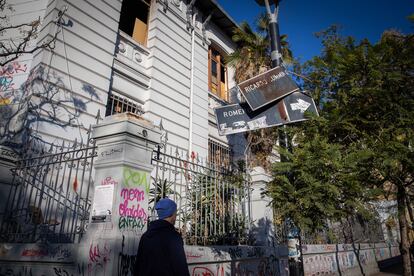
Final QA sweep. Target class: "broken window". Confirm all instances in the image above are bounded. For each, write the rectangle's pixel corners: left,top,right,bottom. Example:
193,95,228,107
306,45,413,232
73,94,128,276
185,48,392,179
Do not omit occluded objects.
119,0,150,46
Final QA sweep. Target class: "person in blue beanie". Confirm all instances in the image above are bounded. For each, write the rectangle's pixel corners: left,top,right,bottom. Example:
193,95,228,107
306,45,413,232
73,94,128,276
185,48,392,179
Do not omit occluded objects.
134,198,189,276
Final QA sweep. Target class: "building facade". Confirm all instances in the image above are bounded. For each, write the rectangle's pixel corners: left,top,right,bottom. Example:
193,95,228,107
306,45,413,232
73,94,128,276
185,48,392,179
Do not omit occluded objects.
1,0,244,164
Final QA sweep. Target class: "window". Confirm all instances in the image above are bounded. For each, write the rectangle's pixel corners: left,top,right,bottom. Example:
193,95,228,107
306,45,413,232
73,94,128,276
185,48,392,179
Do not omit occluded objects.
208,139,231,168
119,0,150,46
208,46,228,101
106,92,144,117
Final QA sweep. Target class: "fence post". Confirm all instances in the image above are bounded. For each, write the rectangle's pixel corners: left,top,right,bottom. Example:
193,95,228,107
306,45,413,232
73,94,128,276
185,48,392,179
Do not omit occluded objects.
249,166,275,246
0,146,18,221
77,113,160,276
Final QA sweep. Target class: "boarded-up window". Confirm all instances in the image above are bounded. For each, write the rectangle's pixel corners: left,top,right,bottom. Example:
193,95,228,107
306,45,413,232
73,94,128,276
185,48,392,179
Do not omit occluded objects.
208,46,228,101
119,0,150,46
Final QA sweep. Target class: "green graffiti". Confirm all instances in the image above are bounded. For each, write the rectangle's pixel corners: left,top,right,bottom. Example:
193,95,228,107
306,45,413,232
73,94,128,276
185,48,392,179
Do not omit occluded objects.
118,216,146,231
123,167,149,193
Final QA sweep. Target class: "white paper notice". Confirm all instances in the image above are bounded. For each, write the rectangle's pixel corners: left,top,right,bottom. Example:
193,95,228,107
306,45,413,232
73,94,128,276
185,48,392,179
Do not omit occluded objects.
92,185,114,217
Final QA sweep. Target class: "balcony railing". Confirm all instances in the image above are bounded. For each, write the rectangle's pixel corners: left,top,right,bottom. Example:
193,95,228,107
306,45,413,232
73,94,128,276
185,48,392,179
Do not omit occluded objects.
105,92,144,117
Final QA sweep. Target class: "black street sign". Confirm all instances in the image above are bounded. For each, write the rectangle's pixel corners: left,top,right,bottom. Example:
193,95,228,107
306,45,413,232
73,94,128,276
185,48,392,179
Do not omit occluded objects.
284,92,319,124
214,91,318,136
238,66,299,111
214,102,286,136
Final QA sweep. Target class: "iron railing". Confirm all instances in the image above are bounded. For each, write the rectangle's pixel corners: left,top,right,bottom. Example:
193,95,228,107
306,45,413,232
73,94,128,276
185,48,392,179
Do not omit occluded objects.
105,92,144,117
151,145,251,246
0,129,97,243
208,138,231,168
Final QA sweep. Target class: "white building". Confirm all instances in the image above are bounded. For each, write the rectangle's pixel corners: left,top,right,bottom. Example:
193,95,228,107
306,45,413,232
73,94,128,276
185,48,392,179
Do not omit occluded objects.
1,0,277,246
1,0,244,164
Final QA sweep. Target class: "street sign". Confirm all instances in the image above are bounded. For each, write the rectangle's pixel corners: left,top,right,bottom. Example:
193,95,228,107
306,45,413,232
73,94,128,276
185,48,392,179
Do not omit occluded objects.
284,91,319,124
214,101,286,136
238,66,299,111
214,91,318,136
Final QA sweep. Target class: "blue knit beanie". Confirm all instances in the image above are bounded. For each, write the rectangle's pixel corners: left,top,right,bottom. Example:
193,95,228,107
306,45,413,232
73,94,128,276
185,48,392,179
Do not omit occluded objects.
155,198,177,219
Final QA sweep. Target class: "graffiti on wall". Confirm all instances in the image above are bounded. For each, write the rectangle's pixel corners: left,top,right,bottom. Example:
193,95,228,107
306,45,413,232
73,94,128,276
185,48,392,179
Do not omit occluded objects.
123,168,149,192
88,242,111,276
302,244,401,276
303,254,337,276
101,176,118,186
20,245,72,261
0,266,33,276
118,168,149,231
187,246,283,276
0,61,27,105
117,235,137,276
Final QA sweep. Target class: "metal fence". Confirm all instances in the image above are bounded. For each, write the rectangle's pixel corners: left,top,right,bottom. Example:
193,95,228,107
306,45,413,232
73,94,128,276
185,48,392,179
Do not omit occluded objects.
150,145,252,246
0,129,97,243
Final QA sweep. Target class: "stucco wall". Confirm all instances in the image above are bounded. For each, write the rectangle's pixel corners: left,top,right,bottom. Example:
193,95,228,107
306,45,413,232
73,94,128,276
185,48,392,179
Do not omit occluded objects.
0,243,289,276
302,243,400,276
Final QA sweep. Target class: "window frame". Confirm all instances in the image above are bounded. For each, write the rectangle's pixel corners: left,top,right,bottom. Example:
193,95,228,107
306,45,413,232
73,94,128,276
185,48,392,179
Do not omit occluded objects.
208,46,229,101
118,0,151,46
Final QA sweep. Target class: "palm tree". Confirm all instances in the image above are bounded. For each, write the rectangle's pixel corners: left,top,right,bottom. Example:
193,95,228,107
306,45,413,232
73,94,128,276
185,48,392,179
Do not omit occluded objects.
226,13,293,84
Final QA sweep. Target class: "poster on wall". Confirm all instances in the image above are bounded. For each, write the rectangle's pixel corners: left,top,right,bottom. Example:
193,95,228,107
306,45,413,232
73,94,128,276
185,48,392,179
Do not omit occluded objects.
238,66,299,111
91,185,114,222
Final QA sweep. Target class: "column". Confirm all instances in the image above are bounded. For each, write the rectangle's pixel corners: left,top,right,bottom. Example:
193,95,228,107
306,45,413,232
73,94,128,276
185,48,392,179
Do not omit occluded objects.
77,113,160,276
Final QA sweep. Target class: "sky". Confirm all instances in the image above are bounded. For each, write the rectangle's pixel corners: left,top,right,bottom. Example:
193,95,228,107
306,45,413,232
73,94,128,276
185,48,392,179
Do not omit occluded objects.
217,0,413,62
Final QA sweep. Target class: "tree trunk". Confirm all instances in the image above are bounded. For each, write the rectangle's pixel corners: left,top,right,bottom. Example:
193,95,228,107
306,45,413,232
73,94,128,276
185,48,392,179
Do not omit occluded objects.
397,185,412,276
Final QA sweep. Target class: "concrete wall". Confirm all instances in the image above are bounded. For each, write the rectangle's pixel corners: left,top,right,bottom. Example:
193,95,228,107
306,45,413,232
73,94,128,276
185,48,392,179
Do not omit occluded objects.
302,243,400,276
0,243,288,276
0,242,402,276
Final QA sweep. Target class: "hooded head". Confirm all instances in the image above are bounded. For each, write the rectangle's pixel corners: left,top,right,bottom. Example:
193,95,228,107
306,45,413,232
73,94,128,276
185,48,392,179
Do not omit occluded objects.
155,198,177,220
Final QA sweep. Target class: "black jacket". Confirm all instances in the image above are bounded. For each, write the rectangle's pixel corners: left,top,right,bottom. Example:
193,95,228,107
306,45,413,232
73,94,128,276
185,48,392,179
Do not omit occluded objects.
134,219,190,276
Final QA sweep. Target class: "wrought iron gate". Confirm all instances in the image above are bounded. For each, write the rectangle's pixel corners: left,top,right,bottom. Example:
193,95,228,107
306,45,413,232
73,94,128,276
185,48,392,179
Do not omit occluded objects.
150,145,252,246
0,130,97,243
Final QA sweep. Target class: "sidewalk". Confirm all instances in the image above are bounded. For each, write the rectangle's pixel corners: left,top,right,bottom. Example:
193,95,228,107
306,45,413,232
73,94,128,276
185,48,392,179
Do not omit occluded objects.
371,273,402,276
370,262,403,276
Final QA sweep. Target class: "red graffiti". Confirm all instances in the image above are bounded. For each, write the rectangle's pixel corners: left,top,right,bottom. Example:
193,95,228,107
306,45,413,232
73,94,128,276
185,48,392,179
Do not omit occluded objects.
21,249,47,257
0,62,27,94
121,188,145,202
0,62,27,76
119,201,147,219
192,267,214,276
88,242,111,275
192,266,224,276
119,188,147,220
73,178,78,192
101,176,118,185
186,253,203,260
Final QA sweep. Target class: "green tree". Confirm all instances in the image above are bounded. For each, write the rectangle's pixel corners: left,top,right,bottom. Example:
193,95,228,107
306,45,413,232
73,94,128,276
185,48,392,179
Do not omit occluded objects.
270,26,414,275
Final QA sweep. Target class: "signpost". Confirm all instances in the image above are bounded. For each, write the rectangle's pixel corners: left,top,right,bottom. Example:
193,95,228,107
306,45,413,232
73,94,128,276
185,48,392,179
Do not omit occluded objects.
215,91,318,136
284,91,319,124
238,66,299,111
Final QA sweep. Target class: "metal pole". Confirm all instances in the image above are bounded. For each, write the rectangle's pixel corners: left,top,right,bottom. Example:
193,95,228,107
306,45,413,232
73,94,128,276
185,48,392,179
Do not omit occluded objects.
264,0,282,67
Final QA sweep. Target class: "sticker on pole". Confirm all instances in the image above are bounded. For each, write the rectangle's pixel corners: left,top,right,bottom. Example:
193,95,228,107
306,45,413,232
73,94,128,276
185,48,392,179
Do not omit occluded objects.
238,66,299,111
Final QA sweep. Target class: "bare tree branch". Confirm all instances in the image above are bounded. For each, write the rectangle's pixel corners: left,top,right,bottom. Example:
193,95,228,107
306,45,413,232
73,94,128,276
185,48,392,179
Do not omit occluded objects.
0,2,65,66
